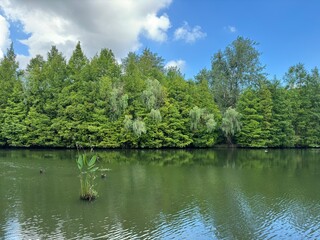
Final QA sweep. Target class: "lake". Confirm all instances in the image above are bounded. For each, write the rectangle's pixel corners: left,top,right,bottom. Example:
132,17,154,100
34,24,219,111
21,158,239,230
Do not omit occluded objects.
1,149,320,239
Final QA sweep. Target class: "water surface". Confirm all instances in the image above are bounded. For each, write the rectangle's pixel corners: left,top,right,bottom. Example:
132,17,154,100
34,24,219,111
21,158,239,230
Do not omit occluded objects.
1,149,320,239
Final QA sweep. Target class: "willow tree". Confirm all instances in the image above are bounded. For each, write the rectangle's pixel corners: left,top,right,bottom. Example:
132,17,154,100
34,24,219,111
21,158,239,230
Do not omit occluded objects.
221,107,241,145
109,85,128,119
189,106,217,147
142,79,164,110
123,116,147,136
121,115,147,147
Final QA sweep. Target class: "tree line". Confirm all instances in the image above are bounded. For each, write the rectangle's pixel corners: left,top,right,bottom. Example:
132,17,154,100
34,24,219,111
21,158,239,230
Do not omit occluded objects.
0,37,319,148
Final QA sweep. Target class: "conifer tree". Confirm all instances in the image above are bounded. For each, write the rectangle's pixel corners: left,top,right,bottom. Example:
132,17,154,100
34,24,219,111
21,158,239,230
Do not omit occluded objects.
0,43,20,145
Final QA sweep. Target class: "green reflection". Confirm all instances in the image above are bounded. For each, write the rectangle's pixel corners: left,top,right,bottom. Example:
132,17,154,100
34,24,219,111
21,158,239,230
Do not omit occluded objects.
0,149,320,239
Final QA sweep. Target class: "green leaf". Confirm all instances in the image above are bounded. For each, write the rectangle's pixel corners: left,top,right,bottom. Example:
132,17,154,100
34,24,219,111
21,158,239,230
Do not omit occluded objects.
99,168,111,172
88,155,97,167
89,167,99,173
83,154,87,166
88,164,96,170
77,155,83,170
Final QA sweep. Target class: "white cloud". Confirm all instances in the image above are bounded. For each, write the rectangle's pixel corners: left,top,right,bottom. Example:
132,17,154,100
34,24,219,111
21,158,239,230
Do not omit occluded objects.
0,0,172,64
174,22,206,44
226,25,237,33
165,59,186,71
16,54,31,69
142,13,171,42
0,15,11,58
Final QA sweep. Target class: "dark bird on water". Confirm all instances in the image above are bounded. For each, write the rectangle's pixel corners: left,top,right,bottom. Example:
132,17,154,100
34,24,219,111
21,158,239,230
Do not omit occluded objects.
101,173,107,179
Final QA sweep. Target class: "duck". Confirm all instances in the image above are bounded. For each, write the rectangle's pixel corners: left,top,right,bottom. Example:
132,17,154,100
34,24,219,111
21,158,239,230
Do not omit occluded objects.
101,173,107,179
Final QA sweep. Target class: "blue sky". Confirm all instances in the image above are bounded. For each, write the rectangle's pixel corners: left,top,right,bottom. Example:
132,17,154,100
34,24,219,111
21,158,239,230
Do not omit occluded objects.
1,0,320,80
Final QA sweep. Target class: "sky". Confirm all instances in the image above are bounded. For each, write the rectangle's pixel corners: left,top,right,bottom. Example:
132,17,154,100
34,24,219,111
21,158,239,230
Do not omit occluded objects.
0,0,320,80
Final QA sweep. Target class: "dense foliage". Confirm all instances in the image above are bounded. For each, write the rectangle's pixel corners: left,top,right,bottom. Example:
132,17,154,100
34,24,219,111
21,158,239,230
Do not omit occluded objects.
1,37,320,148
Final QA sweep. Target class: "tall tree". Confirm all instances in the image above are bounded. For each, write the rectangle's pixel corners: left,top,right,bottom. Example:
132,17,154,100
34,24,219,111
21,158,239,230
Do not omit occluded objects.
0,43,20,145
42,46,68,119
305,68,320,146
211,37,265,110
236,88,264,147
269,80,295,147
2,81,27,146
258,83,273,145
90,48,121,82
188,78,221,147
122,52,144,95
53,42,90,147
25,55,46,111
138,48,165,82
67,41,88,77
284,64,310,146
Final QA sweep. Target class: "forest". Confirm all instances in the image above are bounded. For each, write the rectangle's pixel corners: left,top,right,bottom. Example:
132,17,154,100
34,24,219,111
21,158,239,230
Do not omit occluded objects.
0,36,319,148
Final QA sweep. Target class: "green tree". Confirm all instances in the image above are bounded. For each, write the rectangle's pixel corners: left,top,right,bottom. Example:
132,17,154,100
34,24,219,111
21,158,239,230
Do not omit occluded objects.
24,107,52,147
236,88,264,147
122,52,145,95
0,43,19,107
258,83,273,145
142,79,165,110
305,68,320,146
2,81,27,146
268,80,295,147
24,55,57,146
211,37,265,110
67,41,88,77
42,46,68,121
160,100,192,148
163,69,192,147
90,48,121,82
221,107,241,145
284,64,310,146
0,43,21,145
189,74,221,146
237,84,274,147
53,42,90,147
109,85,128,119
138,48,165,83
25,55,46,111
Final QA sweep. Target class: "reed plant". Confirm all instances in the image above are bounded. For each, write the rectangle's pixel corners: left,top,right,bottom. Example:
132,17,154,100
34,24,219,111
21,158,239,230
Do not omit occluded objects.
76,153,99,201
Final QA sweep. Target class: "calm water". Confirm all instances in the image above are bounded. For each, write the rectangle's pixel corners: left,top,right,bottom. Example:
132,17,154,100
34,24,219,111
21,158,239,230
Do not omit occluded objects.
1,149,320,239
